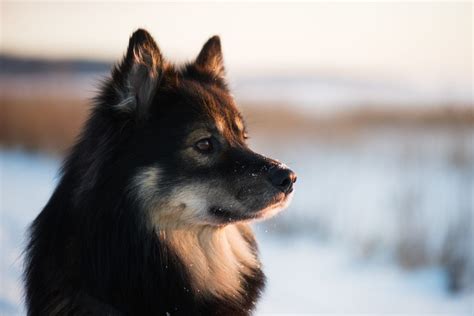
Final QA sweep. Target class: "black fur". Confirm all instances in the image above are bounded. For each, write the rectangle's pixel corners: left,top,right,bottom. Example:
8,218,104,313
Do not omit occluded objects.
24,29,295,315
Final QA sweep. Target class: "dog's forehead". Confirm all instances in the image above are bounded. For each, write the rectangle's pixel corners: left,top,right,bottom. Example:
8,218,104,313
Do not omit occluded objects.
209,101,246,142
182,80,245,134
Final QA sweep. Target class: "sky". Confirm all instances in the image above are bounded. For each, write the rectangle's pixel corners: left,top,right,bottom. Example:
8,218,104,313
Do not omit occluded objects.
1,1,472,85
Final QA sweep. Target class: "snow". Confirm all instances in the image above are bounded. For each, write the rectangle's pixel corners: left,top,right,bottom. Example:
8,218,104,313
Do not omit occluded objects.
0,148,472,315
256,232,473,315
0,150,59,315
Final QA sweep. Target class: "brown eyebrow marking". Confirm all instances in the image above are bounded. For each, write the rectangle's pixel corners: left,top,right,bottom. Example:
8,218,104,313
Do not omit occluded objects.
235,117,245,132
215,116,226,133
185,79,247,145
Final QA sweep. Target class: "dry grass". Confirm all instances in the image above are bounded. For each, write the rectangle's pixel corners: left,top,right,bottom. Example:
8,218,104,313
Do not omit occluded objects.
0,97,89,153
1,96,473,154
243,102,474,130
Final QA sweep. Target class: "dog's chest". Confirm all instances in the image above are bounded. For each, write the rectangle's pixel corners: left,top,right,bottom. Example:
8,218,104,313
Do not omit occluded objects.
160,224,259,301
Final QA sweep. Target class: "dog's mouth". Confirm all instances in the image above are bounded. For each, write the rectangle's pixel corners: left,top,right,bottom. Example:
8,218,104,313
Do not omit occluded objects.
209,190,293,224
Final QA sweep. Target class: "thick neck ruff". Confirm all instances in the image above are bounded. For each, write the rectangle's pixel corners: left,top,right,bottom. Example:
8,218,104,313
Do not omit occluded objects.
158,223,258,301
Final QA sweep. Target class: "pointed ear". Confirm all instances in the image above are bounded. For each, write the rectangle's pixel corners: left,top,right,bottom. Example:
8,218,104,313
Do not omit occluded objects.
113,29,163,116
195,35,225,78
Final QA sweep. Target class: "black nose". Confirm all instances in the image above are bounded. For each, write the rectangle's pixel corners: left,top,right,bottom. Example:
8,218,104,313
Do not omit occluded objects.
269,167,297,193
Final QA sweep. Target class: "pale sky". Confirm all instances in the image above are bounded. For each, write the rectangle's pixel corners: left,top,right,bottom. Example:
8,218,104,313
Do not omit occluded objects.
1,1,472,84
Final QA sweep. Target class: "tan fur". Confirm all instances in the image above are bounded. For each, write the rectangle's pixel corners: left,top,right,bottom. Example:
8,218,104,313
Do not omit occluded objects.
134,174,259,300
215,116,226,133
131,166,161,206
235,117,244,133
150,184,216,227
132,168,236,227
159,224,258,300
132,167,284,301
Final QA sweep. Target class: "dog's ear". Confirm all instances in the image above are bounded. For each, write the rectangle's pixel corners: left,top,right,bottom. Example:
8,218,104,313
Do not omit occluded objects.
195,35,225,79
112,29,163,116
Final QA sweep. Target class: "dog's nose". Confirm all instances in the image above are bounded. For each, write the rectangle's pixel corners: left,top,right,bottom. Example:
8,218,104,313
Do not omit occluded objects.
269,167,297,193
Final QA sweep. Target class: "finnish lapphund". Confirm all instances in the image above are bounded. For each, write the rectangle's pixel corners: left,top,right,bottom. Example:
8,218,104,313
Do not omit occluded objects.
24,29,296,315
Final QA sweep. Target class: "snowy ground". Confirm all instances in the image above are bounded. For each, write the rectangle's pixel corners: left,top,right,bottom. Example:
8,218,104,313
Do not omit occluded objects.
0,147,473,315
256,232,473,315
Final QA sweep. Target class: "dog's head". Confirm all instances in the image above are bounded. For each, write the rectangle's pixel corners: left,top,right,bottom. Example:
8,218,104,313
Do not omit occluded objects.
100,29,296,228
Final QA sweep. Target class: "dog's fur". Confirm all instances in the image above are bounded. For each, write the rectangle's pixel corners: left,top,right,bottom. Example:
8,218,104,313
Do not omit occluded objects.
24,29,295,315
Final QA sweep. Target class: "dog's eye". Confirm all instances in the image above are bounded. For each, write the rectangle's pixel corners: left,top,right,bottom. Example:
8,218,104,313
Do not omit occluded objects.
195,138,213,153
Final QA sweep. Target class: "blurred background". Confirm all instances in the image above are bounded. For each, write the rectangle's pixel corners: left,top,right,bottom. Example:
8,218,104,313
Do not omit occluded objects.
1,1,473,315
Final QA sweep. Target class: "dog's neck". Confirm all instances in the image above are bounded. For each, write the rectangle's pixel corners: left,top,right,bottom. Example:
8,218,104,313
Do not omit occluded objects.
158,223,258,300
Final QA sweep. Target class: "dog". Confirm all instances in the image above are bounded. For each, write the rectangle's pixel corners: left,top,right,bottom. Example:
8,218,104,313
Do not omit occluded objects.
24,29,296,315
